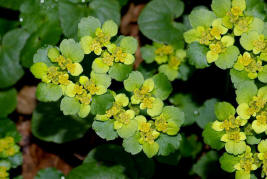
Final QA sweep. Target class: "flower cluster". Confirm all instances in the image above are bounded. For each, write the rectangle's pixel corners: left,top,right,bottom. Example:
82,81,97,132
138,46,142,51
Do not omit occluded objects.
184,0,267,82
141,43,187,81
30,17,137,119
30,16,184,158
182,0,267,178
0,136,20,179
94,71,184,158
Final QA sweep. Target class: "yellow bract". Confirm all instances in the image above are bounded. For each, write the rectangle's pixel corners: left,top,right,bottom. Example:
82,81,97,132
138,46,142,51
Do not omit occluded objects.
234,147,257,173
0,166,8,178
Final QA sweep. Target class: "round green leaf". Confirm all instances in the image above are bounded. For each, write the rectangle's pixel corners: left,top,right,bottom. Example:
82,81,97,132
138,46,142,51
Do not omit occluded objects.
33,46,54,67
156,134,182,156
258,65,267,83
59,39,84,63
35,168,64,179
202,122,225,150
102,20,118,37
138,0,185,47
189,8,216,28
0,88,17,117
196,99,218,129
36,83,62,102
152,73,172,100
180,134,202,158
169,93,198,126
91,93,114,115
230,69,252,89
192,151,219,179
60,97,81,115
117,120,138,139
235,81,257,104
92,119,118,141
143,142,159,158
32,102,90,143
187,42,209,69
108,63,133,82
78,16,101,38
120,37,138,54
67,162,126,179
215,46,240,69
214,102,235,121
141,45,156,64
211,0,231,17
0,118,21,143
122,134,142,155
123,71,144,92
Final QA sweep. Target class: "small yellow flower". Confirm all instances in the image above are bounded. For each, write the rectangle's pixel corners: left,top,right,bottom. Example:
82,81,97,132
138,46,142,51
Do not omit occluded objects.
0,166,8,178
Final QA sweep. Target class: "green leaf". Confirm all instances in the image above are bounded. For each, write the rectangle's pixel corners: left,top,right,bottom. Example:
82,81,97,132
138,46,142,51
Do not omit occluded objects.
151,73,172,100
189,9,216,28
211,0,231,17
0,88,17,117
196,99,218,129
0,0,24,10
0,18,18,38
36,83,62,102
120,37,138,54
138,0,185,47
108,63,133,82
202,122,225,150
60,97,81,115
35,168,64,179
258,65,267,83
59,39,84,63
141,45,156,64
169,93,198,126
180,134,202,159
235,81,257,104
122,134,142,155
123,71,144,92
33,47,54,67
20,0,61,67
32,102,91,143
215,46,240,69
59,0,120,38
156,134,182,156
8,152,22,169
91,93,114,115
78,16,101,38
219,152,240,173
214,102,235,121
117,120,138,139
192,151,219,179
0,118,21,143
83,144,139,179
92,120,118,141
156,151,181,166
230,69,252,89
0,29,30,89
246,135,260,145
143,142,159,158
89,0,120,25
187,42,209,69
58,1,89,38
67,162,126,179
245,0,266,20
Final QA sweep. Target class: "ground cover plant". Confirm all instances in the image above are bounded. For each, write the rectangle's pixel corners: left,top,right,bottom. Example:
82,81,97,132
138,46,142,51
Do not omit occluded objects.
0,0,267,178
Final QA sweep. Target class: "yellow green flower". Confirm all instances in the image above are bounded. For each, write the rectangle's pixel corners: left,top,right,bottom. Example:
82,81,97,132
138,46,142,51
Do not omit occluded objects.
153,106,184,135
240,31,267,55
0,166,8,179
252,111,267,134
234,52,263,79
237,86,267,120
221,128,247,155
135,115,160,158
0,137,19,158
234,146,258,179
207,35,235,63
